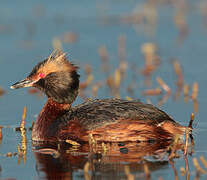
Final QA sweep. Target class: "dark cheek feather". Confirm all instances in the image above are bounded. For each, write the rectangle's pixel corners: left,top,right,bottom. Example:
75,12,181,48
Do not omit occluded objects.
70,71,80,90
34,71,79,104
36,78,45,87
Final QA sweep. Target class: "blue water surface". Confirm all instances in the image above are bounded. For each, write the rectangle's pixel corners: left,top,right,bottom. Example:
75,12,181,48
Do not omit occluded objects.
0,0,207,179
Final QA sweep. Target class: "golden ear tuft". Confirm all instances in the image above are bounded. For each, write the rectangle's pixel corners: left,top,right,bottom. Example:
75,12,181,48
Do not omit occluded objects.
55,53,67,62
41,50,78,74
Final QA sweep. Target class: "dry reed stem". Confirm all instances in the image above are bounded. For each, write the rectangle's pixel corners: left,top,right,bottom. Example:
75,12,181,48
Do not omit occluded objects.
143,163,151,180
124,165,135,180
169,160,179,180
114,69,121,88
141,43,158,75
191,82,198,100
184,128,189,156
184,153,190,180
173,60,184,87
156,77,171,94
141,43,159,88
21,129,27,164
98,46,110,72
193,158,206,174
18,107,27,164
17,145,22,164
20,106,27,129
193,100,198,113
188,112,194,128
142,88,162,96
200,156,207,169
184,84,189,102
84,162,91,180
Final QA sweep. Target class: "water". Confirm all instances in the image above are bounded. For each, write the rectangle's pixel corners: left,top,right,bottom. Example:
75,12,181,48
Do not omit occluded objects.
0,0,207,179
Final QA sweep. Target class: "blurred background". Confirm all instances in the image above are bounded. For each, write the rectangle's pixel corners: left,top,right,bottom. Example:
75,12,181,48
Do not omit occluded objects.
0,0,207,179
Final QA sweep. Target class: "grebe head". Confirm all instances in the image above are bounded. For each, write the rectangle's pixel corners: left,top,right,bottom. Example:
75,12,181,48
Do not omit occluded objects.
10,51,80,104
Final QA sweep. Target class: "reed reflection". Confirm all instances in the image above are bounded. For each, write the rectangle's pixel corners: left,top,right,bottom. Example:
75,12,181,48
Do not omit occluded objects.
33,139,191,180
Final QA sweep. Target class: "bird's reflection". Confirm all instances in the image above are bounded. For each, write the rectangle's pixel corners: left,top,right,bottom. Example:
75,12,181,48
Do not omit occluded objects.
33,139,189,180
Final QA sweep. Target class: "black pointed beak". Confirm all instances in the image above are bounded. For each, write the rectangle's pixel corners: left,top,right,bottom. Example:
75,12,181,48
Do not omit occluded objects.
10,79,35,89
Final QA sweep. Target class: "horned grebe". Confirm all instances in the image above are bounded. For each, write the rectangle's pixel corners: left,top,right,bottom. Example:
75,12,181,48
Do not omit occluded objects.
11,51,187,142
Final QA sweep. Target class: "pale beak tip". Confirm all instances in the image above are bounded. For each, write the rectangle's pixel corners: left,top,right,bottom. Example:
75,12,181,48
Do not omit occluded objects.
10,85,15,89
10,78,36,89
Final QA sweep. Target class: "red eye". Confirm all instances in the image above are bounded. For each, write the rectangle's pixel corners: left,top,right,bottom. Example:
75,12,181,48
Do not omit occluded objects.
39,73,46,78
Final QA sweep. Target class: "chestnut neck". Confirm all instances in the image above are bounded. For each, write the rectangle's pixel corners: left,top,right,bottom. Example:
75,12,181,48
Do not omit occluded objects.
32,98,71,141
42,98,71,113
